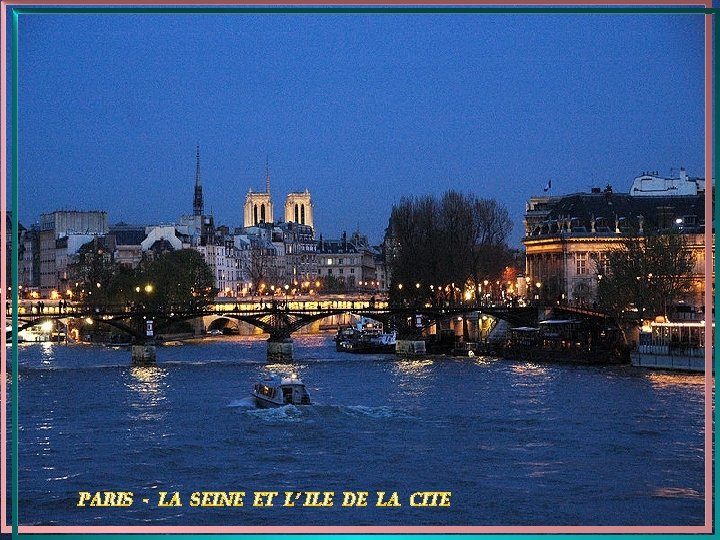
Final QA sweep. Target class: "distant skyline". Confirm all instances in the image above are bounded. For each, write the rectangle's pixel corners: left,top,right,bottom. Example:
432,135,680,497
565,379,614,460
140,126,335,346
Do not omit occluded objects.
12,9,706,246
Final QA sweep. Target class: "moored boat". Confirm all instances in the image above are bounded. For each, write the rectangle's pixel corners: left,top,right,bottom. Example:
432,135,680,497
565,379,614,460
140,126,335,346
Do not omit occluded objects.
335,317,397,354
503,319,627,364
252,374,311,407
632,321,710,372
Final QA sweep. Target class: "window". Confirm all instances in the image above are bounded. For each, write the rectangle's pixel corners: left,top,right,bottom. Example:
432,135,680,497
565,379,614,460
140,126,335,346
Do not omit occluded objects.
327,258,333,265
339,269,344,275
575,252,588,275
596,252,609,275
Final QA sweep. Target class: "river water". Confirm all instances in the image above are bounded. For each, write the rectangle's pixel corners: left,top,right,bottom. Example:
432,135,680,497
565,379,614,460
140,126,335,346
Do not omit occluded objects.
6,334,707,527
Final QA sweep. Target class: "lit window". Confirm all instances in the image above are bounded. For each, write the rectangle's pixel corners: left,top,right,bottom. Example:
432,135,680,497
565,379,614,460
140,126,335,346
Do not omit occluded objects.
596,252,609,275
575,252,588,275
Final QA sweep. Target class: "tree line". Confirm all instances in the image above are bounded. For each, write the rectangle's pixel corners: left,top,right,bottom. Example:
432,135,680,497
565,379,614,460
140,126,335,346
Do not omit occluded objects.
70,239,216,310
385,190,514,303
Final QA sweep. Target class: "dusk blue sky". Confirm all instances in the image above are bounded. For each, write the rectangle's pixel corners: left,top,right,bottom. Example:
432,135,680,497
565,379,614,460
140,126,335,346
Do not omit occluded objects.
13,10,706,246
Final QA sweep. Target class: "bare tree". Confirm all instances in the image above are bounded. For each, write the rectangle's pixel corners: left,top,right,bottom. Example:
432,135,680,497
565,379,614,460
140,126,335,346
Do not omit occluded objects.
596,233,696,328
247,241,280,290
386,190,513,303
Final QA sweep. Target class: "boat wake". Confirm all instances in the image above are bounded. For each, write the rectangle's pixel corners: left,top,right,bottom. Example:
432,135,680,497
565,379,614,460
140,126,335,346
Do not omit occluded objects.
226,397,256,408
331,404,416,420
245,405,308,423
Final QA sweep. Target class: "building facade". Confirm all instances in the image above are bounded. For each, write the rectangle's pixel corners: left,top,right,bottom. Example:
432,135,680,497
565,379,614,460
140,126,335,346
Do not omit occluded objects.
317,232,379,291
38,211,109,296
523,171,708,317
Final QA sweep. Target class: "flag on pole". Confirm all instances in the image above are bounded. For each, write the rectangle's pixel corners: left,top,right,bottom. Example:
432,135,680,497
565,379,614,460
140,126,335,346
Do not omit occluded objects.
543,179,552,192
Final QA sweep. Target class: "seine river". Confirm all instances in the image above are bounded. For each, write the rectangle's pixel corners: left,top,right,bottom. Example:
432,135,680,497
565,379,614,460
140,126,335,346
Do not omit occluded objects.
7,334,706,527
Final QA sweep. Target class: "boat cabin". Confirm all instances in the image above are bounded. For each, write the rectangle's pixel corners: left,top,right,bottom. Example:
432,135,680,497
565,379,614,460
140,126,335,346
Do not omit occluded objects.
252,375,311,407
638,321,708,357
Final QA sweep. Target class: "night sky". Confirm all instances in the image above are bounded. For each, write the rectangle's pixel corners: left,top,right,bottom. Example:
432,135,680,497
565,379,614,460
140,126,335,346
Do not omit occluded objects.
13,10,705,246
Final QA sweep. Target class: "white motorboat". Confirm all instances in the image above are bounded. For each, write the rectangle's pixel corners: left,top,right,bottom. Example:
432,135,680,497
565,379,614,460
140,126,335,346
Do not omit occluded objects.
252,374,311,407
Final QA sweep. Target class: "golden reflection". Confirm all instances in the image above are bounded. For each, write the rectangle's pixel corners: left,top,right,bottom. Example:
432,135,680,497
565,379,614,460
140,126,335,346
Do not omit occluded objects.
647,372,707,390
472,356,496,367
126,366,168,417
652,487,702,499
393,359,433,377
510,363,548,377
263,364,304,379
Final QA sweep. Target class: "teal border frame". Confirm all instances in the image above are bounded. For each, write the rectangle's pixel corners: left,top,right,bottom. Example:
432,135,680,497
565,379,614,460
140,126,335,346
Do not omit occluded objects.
6,3,718,539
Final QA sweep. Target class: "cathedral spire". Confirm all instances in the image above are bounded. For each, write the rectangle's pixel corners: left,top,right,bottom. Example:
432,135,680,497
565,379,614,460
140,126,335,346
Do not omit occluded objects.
193,145,203,216
265,156,271,194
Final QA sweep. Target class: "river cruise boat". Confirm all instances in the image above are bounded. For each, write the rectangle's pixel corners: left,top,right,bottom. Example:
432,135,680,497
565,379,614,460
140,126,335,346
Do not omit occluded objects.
504,319,627,364
632,321,710,372
252,374,311,407
335,317,397,354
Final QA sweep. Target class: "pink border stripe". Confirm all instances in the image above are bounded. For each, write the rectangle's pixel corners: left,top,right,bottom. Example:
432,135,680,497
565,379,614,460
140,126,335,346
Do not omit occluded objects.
17,525,714,534
0,0,713,6
703,12,713,532
1,0,714,534
1,0,9,534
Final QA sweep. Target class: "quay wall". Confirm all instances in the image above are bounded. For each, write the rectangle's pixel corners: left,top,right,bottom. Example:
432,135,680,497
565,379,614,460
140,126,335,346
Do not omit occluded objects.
631,351,706,372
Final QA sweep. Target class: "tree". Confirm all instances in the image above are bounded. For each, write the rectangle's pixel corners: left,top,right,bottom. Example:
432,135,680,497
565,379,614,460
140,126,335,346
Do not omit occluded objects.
246,241,280,291
69,237,117,307
137,249,216,310
385,190,513,304
596,233,696,324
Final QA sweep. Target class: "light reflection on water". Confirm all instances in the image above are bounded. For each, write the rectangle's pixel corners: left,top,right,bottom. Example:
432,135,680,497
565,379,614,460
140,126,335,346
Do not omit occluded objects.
647,371,709,389
40,342,55,366
391,358,434,398
510,362,550,378
124,366,169,422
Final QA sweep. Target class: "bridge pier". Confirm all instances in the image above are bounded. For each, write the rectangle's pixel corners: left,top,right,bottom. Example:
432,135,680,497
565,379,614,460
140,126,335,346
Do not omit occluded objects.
267,337,294,363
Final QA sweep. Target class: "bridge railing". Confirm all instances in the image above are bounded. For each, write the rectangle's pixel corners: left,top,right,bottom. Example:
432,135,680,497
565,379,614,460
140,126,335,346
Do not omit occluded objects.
10,297,392,317
10,296,533,319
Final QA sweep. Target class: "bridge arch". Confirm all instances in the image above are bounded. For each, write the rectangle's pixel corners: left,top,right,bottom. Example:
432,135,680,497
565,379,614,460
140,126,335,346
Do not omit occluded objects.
14,315,144,341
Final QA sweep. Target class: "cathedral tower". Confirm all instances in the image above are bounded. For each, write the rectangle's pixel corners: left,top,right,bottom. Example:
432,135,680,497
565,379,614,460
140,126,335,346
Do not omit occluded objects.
243,162,274,227
284,189,313,229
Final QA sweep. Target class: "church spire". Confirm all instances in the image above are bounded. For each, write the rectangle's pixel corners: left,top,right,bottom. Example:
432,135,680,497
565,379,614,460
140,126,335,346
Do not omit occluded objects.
265,156,271,194
193,145,203,216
